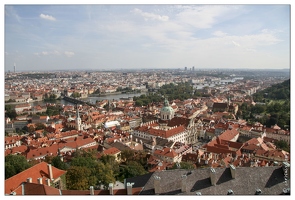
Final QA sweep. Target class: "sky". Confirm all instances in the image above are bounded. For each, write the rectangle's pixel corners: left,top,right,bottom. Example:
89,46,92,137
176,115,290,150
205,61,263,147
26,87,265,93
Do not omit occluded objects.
3,1,292,72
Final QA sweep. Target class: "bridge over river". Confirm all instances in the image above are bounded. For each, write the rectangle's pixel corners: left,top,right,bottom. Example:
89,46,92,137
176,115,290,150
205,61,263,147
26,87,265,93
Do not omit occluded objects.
62,96,96,107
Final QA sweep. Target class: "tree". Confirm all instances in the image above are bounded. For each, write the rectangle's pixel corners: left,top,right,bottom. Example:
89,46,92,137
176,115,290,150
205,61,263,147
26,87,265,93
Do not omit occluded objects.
120,149,134,163
274,140,290,152
70,149,98,178
66,166,97,190
96,162,116,190
99,155,120,178
135,99,144,107
119,161,147,180
28,125,35,133
51,156,68,170
70,155,98,172
71,92,81,98
5,105,17,119
5,154,31,179
35,123,46,130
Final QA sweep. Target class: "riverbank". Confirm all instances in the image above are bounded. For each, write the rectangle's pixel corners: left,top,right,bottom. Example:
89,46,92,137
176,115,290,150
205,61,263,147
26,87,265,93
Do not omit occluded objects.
89,91,143,97
89,92,122,97
5,92,147,107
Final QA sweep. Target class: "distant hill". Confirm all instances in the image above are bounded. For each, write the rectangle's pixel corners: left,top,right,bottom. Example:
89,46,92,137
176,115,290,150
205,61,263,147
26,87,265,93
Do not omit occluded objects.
253,79,290,101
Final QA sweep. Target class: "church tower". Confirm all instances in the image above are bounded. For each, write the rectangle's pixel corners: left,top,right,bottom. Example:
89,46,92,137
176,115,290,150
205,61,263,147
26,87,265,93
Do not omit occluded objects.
160,98,174,121
76,105,81,131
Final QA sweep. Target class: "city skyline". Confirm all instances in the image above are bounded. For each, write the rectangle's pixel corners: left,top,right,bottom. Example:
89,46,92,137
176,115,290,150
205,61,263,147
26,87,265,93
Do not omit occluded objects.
4,2,291,72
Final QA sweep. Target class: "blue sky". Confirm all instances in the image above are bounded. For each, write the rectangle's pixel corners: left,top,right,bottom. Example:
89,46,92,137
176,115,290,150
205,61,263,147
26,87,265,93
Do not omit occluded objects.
4,2,291,71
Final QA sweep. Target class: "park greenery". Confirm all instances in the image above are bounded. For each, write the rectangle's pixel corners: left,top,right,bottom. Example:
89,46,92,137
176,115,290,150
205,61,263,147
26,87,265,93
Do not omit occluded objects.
71,92,81,98
133,82,203,106
237,79,290,130
5,105,17,119
44,93,59,101
116,86,141,93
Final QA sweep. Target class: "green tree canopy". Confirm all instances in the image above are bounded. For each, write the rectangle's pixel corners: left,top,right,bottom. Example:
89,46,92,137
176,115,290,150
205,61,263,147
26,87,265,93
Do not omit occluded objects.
5,154,31,179
51,156,68,170
120,149,134,163
99,154,120,178
274,140,290,152
5,105,17,119
66,166,97,190
96,162,116,190
71,92,81,98
35,123,46,131
119,161,147,180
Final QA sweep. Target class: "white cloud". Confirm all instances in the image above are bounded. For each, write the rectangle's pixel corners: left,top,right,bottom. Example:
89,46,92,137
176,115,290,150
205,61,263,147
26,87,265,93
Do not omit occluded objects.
34,50,61,56
64,51,75,57
40,13,56,21
212,31,227,37
175,5,232,29
132,8,169,22
232,40,241,47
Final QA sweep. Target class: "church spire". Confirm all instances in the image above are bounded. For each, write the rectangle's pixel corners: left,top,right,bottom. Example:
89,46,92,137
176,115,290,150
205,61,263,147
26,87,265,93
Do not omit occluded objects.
76,104,81,131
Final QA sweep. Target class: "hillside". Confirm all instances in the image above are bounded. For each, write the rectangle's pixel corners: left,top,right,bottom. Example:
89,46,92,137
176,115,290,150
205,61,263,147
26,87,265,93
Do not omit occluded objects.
253,79,290,102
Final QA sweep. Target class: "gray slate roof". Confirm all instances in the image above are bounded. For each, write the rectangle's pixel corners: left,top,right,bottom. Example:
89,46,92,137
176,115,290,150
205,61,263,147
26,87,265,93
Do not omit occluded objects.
126,166,290,195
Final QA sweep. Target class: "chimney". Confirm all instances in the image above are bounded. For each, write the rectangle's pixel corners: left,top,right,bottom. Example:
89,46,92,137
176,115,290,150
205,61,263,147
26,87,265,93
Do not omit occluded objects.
154,175,161,194
255,189,262,195
37,178,43,184
126,182,133,195
210,168,216,186
47,164,53,180
90,186,94,195
109,183,114,195
283,188,290,195
229,164,236,179
27,177,32,183
46,179,51,186
181,175,187,193
227,189,234,195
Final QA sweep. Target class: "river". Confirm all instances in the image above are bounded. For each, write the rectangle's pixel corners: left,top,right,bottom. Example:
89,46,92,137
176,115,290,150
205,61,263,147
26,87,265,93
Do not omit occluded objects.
30,92,146,107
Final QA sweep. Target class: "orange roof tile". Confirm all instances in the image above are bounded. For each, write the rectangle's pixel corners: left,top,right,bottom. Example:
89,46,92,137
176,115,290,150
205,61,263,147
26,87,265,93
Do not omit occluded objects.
153,147,178,158
103,147,121,155
5,161,66,194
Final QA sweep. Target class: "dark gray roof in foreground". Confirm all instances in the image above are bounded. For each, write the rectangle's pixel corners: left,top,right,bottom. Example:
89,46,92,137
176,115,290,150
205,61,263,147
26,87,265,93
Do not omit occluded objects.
126,166,290,195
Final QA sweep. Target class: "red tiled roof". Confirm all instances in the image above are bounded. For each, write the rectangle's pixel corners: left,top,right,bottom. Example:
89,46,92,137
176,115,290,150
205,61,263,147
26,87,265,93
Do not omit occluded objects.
147,125,186,138
19,182,61,195
5,135,22,145
5,161,66,194
218,129,239,141
26,144,59,160
103,147,121,155
10,145,28,155
153,147,178,158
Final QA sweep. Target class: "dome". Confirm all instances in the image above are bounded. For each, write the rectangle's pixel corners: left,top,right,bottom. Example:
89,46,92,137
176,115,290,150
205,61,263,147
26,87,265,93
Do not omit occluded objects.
160,98,174,120
161,106,174,113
